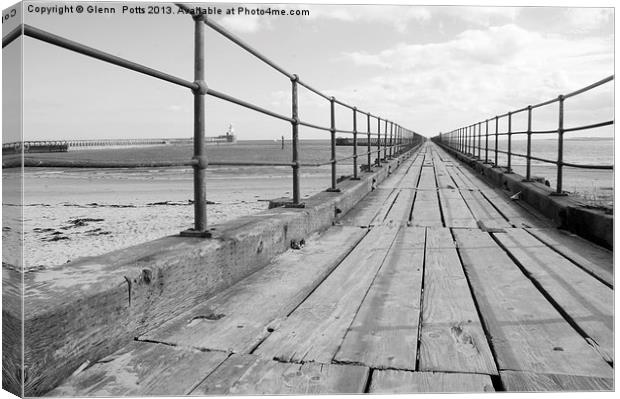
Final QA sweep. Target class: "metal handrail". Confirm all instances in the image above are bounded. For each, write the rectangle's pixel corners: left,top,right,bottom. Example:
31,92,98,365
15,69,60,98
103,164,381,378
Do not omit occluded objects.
3,6,423,235
433,76,614,195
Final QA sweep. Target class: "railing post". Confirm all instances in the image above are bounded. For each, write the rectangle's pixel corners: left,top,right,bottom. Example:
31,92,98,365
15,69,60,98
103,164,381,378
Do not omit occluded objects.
352,107,359,180
469,125,473,155
477,122,481,159
484,119,489,163
182,14,209,237
468,125,473,155
389,122,393,158
525,105,532,181
506,111,513,173
494,116,499,167
328,97,339,192
383,119,388,161
376,117,381,167
290,74,303,205
554,95,566,195
367,113,372,170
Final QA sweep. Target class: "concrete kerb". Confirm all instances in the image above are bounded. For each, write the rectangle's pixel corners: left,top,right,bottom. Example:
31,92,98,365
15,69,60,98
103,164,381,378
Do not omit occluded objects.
14,144,423,396
436,142,612,250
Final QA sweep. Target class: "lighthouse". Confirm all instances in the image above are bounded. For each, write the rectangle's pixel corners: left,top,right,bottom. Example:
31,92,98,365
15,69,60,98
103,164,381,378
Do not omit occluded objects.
225,123,237,142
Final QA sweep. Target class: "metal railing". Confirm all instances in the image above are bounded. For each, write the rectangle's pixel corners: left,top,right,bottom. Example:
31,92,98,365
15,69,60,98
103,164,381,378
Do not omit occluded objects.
433,76,614,195
3,3,424,236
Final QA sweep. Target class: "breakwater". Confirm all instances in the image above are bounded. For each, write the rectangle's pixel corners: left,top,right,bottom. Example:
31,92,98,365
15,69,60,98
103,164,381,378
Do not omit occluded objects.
1,135,236,155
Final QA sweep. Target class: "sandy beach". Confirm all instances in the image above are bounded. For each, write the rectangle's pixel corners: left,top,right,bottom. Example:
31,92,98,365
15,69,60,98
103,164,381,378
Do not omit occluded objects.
3,165,336,271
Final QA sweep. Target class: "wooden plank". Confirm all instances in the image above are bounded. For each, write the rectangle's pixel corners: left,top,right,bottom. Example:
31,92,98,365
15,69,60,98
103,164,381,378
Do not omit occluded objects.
379,153,422,189
367,154,423,225
419,227,497,375
437,189,477,228
254,223,401,364
340,150,421,227
500,371,613,392
337,188,396,227
444,158,551,228
410,189,443,227
494,228,613,363
48,341,228,396
432,144,549,228
381,188,415,225
417,165,437,189
191,354,368,395
453,229,613,378
410,164,443,226
370,370,494,393
334,227,425,370
140,226,367,353
433,160,456,189
446,165,478,190
460,190,512,230
526,228,613,287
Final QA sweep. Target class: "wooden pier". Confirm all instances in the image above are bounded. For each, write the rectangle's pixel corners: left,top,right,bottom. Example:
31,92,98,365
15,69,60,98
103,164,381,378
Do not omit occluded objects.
48,142,613,395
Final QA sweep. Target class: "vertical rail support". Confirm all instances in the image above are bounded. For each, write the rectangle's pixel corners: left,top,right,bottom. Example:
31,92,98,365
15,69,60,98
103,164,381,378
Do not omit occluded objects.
383,119,388,161
477,122,481,159
553,95,567,195
352,107,359,180
506,111,513,173
389,122,393,158
493,116,499,167
181,14,210,237
484,119,489,163
376,117,382,167
524,105,533,182
327,97,340,192
289,74,304,207
367,113,372,170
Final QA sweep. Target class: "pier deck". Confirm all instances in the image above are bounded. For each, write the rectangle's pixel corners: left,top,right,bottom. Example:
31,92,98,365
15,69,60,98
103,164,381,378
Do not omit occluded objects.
49,142,614,395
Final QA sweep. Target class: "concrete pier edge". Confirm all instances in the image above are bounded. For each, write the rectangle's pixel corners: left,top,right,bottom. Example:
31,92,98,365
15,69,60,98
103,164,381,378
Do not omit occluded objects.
436,142,613,250
9,145,422,396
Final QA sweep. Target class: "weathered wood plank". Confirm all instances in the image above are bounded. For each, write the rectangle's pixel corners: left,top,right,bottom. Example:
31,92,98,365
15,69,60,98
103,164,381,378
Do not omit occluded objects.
500,371,613,392
419,227,497,375
334,227,425,369
494,228,613,363
48,341,228,396
140,226,367,353
370,370,494,393
339,188,396,227
433,160,456,189
526,228,613,287
438,189,477,228
417,165,437,189
191,354,368,395
410,189,443,227
381,188,416,225
442,157,550,228
460,190,512,230
453,229,613,378
370,155,420,225
254,223,401,363
379,153,422,189
446,165,478,190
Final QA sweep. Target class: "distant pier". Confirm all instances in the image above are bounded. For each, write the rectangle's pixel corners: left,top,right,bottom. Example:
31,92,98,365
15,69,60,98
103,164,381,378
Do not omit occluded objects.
1,134,236,155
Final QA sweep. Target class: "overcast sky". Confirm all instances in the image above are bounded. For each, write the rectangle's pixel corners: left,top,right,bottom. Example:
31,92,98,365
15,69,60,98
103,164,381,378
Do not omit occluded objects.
1,1,615,142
